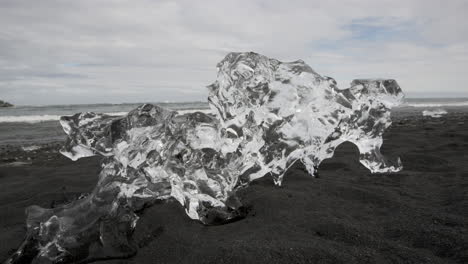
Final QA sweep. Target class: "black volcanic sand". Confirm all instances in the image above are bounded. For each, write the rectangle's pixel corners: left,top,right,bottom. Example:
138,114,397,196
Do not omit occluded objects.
0,111,467,263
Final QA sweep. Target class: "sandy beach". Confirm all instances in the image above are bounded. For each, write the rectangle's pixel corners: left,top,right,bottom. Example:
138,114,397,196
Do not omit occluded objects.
0,109,467,263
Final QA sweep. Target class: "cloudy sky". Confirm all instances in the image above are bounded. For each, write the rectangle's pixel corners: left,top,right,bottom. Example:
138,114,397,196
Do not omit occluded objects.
1,0,467,105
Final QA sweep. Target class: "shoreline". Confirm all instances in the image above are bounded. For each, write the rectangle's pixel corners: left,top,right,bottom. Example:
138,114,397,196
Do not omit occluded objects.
0,111,467,263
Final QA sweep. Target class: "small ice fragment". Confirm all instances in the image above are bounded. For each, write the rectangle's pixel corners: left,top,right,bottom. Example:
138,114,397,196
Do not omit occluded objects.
422,109,447,118
22,145,41,152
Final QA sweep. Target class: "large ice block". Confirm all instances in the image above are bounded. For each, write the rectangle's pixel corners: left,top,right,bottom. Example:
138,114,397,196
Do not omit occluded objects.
7,52,404,264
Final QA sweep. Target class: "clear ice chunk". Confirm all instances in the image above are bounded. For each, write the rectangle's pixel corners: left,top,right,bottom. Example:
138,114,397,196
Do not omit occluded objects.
7,52,404,263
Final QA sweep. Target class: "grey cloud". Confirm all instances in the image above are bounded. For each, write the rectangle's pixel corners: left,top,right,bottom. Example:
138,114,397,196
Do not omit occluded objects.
0,0,467,105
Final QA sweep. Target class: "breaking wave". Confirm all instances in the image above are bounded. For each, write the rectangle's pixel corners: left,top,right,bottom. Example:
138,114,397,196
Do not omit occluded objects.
404,100,468,108
0,109,211,123
0,114,62,123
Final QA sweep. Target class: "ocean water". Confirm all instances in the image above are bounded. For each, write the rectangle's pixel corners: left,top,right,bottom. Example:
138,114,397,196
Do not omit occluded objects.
404,98,468,108
0,98,467,147
0,102,210,146
0,102,210,123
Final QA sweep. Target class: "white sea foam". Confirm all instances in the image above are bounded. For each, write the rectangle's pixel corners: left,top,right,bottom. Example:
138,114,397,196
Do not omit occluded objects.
176,109,212,115
0,109,210,123
404,101,468,108
0,115,61,123
103,112,129,116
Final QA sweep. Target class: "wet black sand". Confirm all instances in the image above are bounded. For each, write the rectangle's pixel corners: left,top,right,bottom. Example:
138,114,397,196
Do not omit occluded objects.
0,111,467,263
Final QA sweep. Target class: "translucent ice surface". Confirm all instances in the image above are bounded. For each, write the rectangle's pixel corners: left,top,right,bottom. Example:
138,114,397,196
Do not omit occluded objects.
7,52,404,264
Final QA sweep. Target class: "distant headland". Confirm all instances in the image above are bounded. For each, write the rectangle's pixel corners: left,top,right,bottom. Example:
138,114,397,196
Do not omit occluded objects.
0,100,13,107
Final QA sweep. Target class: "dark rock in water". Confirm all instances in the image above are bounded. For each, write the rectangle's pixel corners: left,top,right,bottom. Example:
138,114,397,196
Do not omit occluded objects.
0,100,13,107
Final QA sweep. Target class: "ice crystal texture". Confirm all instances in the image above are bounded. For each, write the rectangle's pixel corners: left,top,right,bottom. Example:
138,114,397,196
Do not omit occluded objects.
7,52,404,264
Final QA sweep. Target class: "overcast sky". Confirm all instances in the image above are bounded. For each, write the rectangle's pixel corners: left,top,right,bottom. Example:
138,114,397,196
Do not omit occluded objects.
1,0,467,105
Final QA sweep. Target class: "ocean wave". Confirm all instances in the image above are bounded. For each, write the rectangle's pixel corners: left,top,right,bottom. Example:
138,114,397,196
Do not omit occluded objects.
175,109,212,115
0,115,61,123
0,109,212,123
103,112,129,116
403,101,468,108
